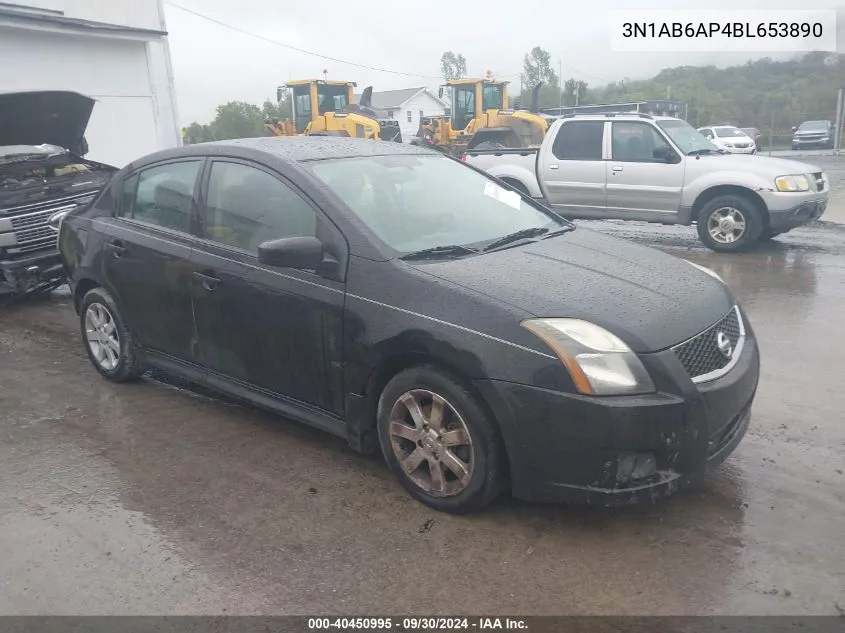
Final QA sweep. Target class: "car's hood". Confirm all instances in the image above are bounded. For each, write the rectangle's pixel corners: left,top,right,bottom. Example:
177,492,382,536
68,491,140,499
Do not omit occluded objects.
0,91,95,155
794,129,829,137
409,228,735,353
693,152,822,175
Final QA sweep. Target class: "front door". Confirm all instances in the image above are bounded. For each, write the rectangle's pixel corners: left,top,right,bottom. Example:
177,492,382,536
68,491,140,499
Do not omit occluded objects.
99,159,203,363
536,119,607,217
605,121,685,221
190,159,345,415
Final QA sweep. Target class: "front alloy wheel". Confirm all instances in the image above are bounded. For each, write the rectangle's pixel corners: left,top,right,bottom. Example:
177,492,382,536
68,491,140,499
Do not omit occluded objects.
377,365,505,513
706,206,747,245
696,194,763,252
387,389,474,497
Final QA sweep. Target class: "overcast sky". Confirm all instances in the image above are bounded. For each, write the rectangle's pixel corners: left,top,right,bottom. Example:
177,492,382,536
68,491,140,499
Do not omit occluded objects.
163,0,845,126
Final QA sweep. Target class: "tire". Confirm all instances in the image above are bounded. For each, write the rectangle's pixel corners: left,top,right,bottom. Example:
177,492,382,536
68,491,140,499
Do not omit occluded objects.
79,287,145,382
473,141,506,151
760,227,783,241
696,194,764,253
376,364,505,514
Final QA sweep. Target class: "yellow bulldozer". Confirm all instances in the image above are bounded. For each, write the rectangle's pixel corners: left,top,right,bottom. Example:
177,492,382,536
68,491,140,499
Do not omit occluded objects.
264,79,402,142
412,77,548,155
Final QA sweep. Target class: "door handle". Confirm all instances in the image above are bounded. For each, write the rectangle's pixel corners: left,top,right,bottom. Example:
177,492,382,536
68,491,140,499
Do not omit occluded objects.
105,240,125,257
612,165,624,172
548,164,559,170
192,270,221,291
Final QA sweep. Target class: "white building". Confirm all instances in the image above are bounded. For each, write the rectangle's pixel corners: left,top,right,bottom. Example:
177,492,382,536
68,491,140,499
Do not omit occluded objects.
0,0,181,167
356,87,447,143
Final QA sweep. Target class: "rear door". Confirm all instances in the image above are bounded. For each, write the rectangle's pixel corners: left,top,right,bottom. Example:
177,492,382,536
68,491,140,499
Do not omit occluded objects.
605,121,685,221
99,159,203,363
536,119,607,217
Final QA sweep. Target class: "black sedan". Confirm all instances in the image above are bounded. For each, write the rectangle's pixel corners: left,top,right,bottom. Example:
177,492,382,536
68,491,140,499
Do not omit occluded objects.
58,137,759,514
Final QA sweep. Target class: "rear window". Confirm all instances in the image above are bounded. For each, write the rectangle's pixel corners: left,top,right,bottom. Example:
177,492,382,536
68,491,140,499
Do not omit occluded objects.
551,121,604,161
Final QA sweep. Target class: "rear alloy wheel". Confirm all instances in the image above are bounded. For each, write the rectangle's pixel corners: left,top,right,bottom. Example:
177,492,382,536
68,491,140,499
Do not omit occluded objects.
79,287,145,382
377,365,505,514
696,195,763,252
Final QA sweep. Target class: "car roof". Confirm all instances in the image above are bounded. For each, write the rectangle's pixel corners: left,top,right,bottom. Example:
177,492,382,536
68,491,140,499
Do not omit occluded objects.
194,136,435,163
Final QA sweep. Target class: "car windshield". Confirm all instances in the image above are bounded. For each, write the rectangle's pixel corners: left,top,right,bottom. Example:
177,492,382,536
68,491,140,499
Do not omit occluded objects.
713,126,747,138
797,120,829,131
657,119,718,155
308,154,566,255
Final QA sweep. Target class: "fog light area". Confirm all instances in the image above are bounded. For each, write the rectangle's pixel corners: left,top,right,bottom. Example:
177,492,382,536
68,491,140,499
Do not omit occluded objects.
617,452,657,484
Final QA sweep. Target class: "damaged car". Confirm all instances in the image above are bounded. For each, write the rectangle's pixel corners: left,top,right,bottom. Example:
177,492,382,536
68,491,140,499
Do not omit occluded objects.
1,90,118,298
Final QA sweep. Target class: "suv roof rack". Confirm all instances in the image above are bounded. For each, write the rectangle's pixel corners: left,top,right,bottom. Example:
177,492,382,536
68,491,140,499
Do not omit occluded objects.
560,111,654,120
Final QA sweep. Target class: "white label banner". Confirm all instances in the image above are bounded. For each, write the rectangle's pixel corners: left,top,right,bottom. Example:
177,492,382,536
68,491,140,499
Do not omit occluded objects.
610,10,837,52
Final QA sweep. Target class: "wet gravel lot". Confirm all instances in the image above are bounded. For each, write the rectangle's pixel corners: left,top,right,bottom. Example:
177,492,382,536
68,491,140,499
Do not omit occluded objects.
1,154,844,616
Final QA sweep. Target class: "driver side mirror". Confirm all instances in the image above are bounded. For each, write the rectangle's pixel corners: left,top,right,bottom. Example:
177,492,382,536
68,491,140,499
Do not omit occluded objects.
258,236,325,271
653,146,680,163
791,126,797,131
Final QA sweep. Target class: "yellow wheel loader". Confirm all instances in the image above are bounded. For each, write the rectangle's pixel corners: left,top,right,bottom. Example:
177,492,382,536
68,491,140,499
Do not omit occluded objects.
413,78,547,155
264,80,402,142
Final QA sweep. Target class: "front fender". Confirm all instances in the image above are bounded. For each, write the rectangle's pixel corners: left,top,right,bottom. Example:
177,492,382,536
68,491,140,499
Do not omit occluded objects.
681,171,775,208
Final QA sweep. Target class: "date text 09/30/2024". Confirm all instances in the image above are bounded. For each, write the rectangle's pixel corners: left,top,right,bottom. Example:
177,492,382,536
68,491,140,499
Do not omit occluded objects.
307,617,528,631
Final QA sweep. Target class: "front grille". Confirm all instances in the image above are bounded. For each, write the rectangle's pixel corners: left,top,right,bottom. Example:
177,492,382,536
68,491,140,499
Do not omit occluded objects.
2,192,94,254
672,307,743,382
733,142,750,148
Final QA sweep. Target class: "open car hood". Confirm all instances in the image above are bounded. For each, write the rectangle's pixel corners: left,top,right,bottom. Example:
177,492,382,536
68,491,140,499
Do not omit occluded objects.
0,90,95,156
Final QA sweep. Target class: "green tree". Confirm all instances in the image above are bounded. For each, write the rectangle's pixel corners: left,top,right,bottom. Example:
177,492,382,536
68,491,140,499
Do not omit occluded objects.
441,51,467,80
522,46,558,89
207,101,266,140
562,78,588,106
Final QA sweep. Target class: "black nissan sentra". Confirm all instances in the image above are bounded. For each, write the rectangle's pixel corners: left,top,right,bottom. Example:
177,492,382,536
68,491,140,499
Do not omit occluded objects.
58,137,759,514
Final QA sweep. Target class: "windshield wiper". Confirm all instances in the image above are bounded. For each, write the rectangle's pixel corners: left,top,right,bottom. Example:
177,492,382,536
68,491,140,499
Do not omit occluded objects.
400,244,479,261
688,148,723,156
482,227,549,252
539,225,576,240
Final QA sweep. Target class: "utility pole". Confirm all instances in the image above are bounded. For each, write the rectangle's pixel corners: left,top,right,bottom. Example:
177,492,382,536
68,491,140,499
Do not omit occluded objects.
835,88,845,154
575,82,580,106
769,110,775,156
558,59,563,108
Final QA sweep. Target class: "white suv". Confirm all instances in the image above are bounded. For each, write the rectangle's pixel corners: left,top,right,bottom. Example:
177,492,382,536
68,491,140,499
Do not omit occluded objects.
698,125,756,154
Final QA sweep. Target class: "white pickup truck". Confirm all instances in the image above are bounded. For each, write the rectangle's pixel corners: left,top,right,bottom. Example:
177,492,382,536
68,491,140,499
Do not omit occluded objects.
461,112,830,252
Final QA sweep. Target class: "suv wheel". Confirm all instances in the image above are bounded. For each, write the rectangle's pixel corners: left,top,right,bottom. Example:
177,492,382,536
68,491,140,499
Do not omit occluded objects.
696,194,763,252
79,287,145,382
377,365,505,514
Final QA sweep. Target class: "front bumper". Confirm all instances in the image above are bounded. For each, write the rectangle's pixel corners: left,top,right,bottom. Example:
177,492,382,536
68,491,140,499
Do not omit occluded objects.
0,248,64,294
792,138,831,148
474,334,759,507
722,146,755,154
766,197,828,231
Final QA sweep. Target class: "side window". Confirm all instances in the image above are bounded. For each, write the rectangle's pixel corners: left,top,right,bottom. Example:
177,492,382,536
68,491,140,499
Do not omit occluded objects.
551,121,604,160
407,110,412,122
203,161,317,253
700,127,713,138
120,161,200,233
611,122,670,162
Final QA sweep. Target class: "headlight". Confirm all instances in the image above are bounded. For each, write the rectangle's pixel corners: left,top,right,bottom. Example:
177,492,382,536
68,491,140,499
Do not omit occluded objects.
520,319,655,396
684,259,724,283
775,174,810,192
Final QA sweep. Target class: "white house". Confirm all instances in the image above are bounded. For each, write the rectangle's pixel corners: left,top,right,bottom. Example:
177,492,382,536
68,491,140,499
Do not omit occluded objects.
355,87,447,143
0,0,181,167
